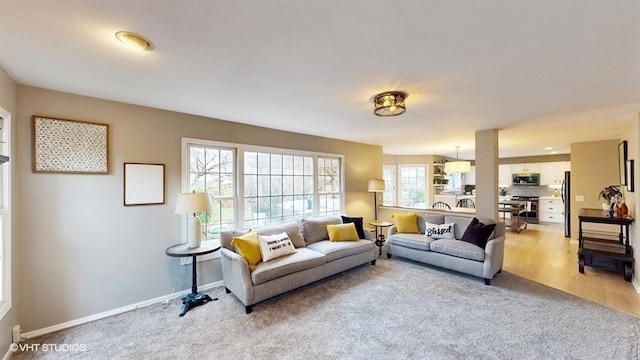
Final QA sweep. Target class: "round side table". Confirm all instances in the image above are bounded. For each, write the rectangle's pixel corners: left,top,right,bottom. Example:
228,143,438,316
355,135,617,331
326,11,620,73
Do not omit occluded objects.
369,221,393,256
166,240,221,317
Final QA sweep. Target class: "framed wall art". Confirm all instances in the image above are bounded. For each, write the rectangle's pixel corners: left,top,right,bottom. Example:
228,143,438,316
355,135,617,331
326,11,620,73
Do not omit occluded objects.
626,159,634,192
124,163,165,206
618,140,628,186
32,116,109,174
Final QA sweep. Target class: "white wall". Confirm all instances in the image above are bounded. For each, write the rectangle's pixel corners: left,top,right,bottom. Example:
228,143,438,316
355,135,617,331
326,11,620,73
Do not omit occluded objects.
15,85,382,332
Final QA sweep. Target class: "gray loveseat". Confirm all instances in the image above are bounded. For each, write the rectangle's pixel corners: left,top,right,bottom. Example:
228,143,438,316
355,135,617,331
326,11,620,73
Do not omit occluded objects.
386,212,505,285
221,215,377,313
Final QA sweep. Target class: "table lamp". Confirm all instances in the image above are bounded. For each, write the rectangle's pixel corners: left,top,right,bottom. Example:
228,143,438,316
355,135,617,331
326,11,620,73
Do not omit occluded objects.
175,192,213,248
368,179,385,220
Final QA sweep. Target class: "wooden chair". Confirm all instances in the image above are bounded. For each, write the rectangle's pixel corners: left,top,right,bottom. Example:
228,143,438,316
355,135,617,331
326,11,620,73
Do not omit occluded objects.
432,201,452,210
456,198,476,208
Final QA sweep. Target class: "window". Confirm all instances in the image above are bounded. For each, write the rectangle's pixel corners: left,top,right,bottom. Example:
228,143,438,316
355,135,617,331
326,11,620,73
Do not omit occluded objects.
0,107,12,320
317,157,342,216
183,138,344,238
188,144,236,240
244,152,315,228
382,165,396,206
398,165,427,208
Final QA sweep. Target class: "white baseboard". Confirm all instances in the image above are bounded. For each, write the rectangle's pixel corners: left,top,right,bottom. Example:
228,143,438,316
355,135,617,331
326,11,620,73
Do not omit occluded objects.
20,280,224,340
2,347,10,360
633,277,640,293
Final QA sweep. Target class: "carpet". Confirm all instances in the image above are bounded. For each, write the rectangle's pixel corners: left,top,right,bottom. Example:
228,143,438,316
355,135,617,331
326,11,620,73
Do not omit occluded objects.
11,257,640,359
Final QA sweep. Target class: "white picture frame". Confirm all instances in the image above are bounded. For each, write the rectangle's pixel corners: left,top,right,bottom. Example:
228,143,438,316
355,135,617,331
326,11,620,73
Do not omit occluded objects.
124,163,165,206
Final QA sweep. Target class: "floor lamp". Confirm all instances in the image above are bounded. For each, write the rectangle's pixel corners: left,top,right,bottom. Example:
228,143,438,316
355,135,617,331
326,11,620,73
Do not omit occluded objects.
368,179,385,220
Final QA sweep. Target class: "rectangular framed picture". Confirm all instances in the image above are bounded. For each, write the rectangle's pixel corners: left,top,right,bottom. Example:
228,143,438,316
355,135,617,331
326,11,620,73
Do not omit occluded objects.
626,160,634,192
32,116,109,174
124,163,165,206
618,140,628,186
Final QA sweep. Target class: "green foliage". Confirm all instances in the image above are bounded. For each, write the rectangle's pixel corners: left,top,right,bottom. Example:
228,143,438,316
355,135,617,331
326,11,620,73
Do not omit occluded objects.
599,185,622,202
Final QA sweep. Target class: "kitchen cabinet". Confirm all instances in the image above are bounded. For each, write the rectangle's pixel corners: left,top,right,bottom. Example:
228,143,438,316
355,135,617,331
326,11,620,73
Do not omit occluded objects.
498,164,512,186
463,166,476,185
511,163,541,174
541,161,570,186
539,198,564,224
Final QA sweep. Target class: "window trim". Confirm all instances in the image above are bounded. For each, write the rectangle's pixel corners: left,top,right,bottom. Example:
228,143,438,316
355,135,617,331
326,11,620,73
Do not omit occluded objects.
181,137,345,252
0,107,12,320
397,164,429,209
382,164,396,206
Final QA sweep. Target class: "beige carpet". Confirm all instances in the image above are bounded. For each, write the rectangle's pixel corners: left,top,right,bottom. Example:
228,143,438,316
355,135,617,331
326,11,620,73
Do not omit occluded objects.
10,257,640,359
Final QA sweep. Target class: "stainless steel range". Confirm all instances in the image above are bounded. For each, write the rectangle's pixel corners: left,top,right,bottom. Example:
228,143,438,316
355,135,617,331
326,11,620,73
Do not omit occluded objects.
510,196,539,224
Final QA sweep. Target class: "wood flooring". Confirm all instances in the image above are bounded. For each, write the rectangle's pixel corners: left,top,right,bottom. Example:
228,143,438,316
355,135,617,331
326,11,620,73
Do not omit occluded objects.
502,223,640,316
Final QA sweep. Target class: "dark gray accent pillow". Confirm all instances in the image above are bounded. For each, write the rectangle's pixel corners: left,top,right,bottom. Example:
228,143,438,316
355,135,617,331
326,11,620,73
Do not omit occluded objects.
460,217,497,249
341,216,366,239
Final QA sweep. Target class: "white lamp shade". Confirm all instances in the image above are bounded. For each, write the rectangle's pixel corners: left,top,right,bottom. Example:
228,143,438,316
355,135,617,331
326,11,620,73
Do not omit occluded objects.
175,192,212,248
444,161,471,173
175,192,213,214
368,179,386,192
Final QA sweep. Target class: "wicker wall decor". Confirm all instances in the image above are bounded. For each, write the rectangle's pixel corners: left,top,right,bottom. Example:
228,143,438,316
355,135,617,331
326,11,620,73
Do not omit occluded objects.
32,116,109,174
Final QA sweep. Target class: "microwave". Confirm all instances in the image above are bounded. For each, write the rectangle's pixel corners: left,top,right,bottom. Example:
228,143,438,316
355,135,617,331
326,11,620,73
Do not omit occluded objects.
512,173,540,186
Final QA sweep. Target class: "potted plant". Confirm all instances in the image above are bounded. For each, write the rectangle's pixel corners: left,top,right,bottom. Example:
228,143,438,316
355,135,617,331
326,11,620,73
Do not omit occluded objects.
599,185,622,211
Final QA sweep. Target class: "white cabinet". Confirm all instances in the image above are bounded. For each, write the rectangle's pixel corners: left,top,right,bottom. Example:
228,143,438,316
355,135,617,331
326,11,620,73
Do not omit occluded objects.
539,198,564,224
463,166,476,185
499,164,512,186
511,163,541,174
540,161,570,186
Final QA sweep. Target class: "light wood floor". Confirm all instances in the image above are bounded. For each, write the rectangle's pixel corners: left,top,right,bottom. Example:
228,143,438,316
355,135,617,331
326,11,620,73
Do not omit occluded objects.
502,223,640,316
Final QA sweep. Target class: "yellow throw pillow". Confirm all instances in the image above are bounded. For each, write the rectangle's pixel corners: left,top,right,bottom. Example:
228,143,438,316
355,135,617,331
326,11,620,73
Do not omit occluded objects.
327,223,359,242
392,213,419,233
230,230,261,271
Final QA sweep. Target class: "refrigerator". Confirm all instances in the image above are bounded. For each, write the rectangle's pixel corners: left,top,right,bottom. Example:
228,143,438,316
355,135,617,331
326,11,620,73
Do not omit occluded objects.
561,171,571,237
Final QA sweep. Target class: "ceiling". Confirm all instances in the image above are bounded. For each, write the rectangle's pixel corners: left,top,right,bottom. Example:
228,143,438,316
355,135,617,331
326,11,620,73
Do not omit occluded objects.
1,1,638,160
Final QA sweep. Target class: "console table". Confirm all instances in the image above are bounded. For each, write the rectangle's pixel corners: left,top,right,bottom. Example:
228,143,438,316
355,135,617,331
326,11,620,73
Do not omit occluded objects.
166,240,221,316
577,208,634,281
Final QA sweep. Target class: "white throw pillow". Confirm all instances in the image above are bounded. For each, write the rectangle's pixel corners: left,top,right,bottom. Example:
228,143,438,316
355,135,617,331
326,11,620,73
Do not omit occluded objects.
424,222,455,239
258,232,297,262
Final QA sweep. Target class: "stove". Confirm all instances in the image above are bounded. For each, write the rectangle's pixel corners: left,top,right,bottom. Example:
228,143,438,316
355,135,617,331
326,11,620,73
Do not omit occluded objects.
510,196,539,224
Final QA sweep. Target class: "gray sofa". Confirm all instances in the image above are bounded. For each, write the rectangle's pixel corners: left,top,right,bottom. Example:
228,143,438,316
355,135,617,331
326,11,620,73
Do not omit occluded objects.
220,215,378,313
386,211,505,285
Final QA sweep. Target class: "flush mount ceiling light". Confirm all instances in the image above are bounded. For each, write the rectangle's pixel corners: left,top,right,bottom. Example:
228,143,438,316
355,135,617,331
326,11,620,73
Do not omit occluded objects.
373,91,407,117
115,31,154,51
444,146,471,173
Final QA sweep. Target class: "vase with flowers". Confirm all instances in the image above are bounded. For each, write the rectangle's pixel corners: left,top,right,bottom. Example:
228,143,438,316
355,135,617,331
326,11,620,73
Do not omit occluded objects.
599,185,622,216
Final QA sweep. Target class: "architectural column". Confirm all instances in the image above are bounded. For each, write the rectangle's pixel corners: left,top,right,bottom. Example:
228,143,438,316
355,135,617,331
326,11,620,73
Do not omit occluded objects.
475,129,499,220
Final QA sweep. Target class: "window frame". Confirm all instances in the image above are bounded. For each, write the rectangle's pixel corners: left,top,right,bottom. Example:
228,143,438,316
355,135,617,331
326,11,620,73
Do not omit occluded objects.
0,107,12,320
181,138,345,255
397,164,429,209
382,164,396,206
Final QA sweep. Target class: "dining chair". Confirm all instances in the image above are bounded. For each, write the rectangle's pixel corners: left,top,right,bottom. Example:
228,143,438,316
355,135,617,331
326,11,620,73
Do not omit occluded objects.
432,201,452,210
456,198,476,208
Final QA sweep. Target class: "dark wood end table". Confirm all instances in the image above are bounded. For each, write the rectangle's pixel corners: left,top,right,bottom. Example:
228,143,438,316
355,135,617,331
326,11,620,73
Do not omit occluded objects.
369,220,393,256
166,240,221,316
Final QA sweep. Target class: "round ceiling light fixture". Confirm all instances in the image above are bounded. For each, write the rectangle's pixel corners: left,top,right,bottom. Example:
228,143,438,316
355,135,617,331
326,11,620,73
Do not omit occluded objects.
373,91,407,117
115,31,154,51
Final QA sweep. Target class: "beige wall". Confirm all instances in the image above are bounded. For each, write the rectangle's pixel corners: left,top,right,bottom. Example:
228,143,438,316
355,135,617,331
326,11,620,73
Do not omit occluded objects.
15,85,381,332
570,139,620,239
0,66,19,353
619,115,639,287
